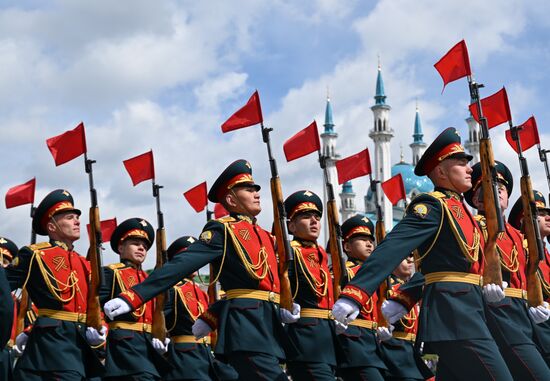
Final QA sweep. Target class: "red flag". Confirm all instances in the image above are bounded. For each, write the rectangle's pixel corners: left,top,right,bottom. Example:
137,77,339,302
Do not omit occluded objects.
123,150,155,186
87,218,117,243
381,174,406,206
468,87,511,129
214,203,229,219
184,182,208,212
46,122,87,166
283,121,321,162
434,40,472,90
505,116,540,153
335,148,372,185
5,178,36,208
221,90,263,132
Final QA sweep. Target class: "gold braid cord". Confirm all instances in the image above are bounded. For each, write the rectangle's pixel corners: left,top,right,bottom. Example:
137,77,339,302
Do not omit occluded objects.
293,246,328,298
32,250,80,303
226,224,269,281
113,268,146,318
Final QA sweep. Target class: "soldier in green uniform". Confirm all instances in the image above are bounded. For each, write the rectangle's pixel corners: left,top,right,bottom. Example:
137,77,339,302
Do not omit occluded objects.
0,266,13,350
0,238,17,381
465,161,550,380
282,190,338,380
100,217,170,381
5,189,104,381
509,190,550,368
331,128,515,380
103,159,293,380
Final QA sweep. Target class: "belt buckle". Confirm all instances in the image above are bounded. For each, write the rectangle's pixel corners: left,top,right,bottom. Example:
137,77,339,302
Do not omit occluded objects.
78,313,86,323
372,322,378,329
268,291,276,303
478,275,483,287
328,311,335,320
522,290,527,299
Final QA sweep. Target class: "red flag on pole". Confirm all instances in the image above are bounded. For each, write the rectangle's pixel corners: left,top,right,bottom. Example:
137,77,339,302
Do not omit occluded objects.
87,218,117,243
214,203,229,219
381,174,406,206
434,40,472,90
335,148,372,185
5,178,36,208
46,122,87,166
283,121,321,162
221,90,263,133
505,116,540,153
184,182,208,213
123,150,155,186
468,87,512,129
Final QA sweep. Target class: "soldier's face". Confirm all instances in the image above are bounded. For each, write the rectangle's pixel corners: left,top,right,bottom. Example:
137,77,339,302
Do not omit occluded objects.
49,212,80,243
289,212,321,241
344,235,375,261
392,254,414,280
439,158,472,193
119,238,148,265
537,210,550,238
226,186,261,216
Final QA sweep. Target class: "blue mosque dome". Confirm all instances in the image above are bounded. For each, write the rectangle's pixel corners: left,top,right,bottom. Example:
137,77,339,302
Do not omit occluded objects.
391,160,433,196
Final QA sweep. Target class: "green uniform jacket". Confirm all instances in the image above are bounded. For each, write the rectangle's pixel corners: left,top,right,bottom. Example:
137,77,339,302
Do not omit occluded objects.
0,267,12,348
340,189,492,344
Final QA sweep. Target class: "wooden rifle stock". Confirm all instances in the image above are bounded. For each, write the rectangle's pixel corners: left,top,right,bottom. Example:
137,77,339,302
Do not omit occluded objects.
374,218,390,327
86,205,104,330
15,289,29,338
151,225,167,341
326,198,345,299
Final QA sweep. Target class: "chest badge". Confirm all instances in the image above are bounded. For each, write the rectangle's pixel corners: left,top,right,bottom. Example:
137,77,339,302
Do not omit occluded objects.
52,256,68,271
239,229,251,241
450,205,464,220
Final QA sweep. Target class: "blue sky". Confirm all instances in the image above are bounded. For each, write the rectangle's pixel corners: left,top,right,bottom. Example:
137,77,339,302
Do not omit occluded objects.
1,0,549,268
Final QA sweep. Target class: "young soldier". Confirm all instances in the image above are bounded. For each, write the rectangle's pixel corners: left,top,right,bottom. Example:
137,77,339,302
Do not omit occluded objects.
100,217,170,381
336,215,388,380
5,189,104,380
465,162,550,380
282,190,338,380
104,159,294,380
0,238,17,381
331,128,515,380
509,190,550,368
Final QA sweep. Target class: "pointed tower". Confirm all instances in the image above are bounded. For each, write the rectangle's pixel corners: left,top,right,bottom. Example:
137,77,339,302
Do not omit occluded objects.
464,105,480,163
368,62,394,231
410,103,427,165
339,181,356,222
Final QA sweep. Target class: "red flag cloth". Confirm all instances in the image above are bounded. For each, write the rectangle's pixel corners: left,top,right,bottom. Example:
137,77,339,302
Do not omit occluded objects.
434,40,472,89
381,173,406,206
335,148,372,185
5,178,36,208
468,87,512,129
505,116,540,153
221,90,263,132
214,203,229,219
46,122,87,166
87,218,117,243
123,150,155,186
184,182,208,212
283,121,321,162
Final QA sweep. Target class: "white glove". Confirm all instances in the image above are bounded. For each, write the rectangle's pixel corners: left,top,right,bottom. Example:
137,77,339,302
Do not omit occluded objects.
334,319,348,335
381,300,408,324
280,303,301,324
529,302,550,324
103,298,132,319
482,281,508,304
331,298,360,325
192,318,213,340
377,324,395,341
151,337,170,354
86,326,107,346
13,332,28,356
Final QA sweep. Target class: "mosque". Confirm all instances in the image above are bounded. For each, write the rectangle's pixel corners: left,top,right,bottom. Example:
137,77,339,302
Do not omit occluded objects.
320,64,481,231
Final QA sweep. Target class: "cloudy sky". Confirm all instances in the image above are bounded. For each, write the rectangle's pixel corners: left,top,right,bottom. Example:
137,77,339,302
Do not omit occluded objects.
1,0,549,269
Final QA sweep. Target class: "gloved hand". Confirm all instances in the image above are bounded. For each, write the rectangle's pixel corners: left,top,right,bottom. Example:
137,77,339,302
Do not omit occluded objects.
381,300,407,324
103,298,132,319
13,332,28,356
529,301,550,324
334,319,348,335
331,298,360,325
192,318,213,340
482,281,508,304
377,324,395,341
86,326,107,346
280,303,301,324
151,337,170,354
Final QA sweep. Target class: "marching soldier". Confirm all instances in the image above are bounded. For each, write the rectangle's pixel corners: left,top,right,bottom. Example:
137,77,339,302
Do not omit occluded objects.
465,162,550,380
0,238,17,381
100,217,171,381
282,190,338,380
336,215,388,380
331,128,515,380
509,190,550,368
0,266,13,351
103,159,293,380
5,189,104,380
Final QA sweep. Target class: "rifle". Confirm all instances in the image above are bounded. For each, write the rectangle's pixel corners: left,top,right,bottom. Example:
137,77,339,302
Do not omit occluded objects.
537,145,550,207
151,182,168,341
318,153,346,299
205,208,218,347
468,78,504,287
85,155,104,331
510,125,544,307
261,123,293,310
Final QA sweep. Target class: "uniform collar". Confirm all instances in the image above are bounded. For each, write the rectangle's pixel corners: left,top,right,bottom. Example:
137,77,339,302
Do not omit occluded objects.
121,259,140,269
229,212,255,224
293,238,317,248
50,239,70,251
435,187,463,201
347,257,363,266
